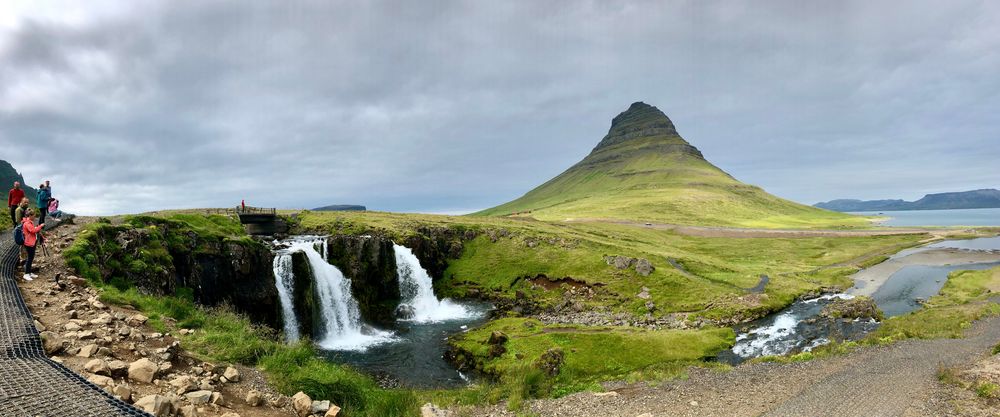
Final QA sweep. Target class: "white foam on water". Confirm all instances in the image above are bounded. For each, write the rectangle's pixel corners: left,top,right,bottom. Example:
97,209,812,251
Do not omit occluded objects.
393,244,482,323
272,252,300,342
274,236,394,351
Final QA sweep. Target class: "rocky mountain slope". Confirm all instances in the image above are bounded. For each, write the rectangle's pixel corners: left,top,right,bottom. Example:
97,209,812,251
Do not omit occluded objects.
816,189,1000,212
474,102,864,228
0,159,37,202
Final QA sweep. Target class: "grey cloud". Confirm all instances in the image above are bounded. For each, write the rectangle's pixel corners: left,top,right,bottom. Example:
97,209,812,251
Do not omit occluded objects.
0,0,997,215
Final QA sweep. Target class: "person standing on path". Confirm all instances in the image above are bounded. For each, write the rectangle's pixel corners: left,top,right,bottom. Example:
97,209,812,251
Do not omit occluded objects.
14,198,30,266
20,208,44,281
36,182,51,224
7,181,24,227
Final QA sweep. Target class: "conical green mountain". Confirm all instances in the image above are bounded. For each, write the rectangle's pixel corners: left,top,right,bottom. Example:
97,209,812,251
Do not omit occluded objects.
475,102,862,228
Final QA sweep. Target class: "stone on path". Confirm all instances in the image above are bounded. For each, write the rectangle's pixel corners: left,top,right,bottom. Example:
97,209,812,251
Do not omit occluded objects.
325,405,341,417
77,343,99,358
184,390,213,405
84,358,110,376
223,366,241,382
292,391,313,417
312,399,331,414
245,389,264,406
128,358,158,383
421,403,453,417
135,394,173,417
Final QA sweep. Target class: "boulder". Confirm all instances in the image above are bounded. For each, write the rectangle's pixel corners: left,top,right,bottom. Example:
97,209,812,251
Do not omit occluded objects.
39,331,64,355
635,258,654,276
184,390,213,405
77,343,99,358
87,374,114,389
534,347,564,377
128,358,158,383
84,359,111,376
135,394,173,417
169,375,198,394
178,405,199,417
107,360,129,378
245,389,264,407
126,314,149,326
421,403,452,417
312,400,331,414
223,366,240,382
292,391,312,417
112,384,132,402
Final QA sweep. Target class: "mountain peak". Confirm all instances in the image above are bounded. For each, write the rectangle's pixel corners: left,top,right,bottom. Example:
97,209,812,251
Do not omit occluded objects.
593,102,679,152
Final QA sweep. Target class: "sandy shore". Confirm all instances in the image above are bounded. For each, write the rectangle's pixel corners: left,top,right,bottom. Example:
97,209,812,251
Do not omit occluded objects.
848,248,1000,296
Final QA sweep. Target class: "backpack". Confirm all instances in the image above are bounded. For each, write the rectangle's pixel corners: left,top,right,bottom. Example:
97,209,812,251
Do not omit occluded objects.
13,224,24,245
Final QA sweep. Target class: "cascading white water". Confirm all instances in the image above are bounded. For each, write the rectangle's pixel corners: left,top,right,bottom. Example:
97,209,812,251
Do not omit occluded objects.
273,237,393,350
393,244,479,323
272,252,300,342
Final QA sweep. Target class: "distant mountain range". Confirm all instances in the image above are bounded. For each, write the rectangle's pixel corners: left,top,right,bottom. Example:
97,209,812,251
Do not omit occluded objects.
312,204,366,211
815,189,1000,212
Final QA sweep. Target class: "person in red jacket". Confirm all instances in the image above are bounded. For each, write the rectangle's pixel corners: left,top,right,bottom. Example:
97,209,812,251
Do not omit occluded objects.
8,181,24,227
21,208,45,281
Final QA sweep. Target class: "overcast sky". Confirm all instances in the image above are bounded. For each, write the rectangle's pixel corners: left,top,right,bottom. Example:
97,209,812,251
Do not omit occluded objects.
1,1,998,215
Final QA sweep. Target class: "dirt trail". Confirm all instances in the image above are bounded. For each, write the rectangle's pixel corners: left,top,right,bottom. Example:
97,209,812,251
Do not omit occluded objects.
470,314,1000,417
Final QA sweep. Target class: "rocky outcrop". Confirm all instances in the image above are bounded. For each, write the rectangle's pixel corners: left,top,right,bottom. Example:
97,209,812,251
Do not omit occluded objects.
402,226,473,282
70,218,280,329
592,102,684,152
603,255,655,276
325,235,400,326
820,296,884,321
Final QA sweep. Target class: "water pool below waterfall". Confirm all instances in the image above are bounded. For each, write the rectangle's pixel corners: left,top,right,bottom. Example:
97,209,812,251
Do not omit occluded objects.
321,301,493,388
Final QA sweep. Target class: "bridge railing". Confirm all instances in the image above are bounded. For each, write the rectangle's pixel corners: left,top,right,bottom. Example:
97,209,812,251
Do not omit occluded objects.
235,206,276,216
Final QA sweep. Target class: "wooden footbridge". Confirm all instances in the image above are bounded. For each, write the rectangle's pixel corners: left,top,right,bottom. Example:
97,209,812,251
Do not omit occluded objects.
207,206,287,235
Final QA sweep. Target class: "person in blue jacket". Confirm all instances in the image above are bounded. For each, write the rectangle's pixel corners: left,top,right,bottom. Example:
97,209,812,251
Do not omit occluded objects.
36,182,51,224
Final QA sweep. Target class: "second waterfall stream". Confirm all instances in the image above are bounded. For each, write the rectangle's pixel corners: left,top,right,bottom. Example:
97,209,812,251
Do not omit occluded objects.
393,244,479,323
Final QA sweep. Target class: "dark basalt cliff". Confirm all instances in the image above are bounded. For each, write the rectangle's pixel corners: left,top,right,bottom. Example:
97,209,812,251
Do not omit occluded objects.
68,218,281,329
325,235,401,326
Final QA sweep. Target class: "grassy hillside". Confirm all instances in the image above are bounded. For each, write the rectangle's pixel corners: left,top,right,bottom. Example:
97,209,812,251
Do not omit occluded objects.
474,103,868,229
298,210,925,321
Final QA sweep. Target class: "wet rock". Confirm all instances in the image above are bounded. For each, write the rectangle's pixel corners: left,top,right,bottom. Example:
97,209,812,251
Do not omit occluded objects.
292,391,313,417
129,358,158,383
395,304,416,320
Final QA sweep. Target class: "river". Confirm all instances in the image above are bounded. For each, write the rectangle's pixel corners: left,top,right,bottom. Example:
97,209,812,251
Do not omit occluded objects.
720,235,1000,364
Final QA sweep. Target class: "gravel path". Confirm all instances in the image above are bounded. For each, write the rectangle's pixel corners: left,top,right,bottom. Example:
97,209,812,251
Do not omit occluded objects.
471,314,1000,417
0,230,150,416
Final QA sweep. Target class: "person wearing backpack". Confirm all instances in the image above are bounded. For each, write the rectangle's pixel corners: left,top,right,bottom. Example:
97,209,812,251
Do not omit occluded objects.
20,208,44,281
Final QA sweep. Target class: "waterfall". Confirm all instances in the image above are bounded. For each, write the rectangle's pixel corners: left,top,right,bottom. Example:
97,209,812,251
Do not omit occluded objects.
393,244,479,323
273,237,393,351
272,252,300,342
